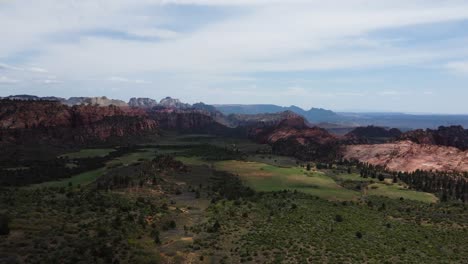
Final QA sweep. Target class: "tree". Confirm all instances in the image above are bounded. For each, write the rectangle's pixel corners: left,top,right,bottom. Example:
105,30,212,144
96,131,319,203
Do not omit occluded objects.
335,215,343,222
378,174,385,182
209,220,221,233
0,214,10,235
356,231,363,239
152,229,161,244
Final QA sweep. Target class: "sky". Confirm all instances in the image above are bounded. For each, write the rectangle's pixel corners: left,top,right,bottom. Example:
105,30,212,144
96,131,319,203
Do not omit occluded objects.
1,0,468,114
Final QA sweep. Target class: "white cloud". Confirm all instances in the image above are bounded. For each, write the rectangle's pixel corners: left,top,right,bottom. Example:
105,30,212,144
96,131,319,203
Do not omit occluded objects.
16,0,466,79
1,0,468,113
38,79,61,84
379,90,405,96
445,61,468,74
129,28,179,39
0,63,22,71
28,67,48,73
107,76,151,84
0,76,19,84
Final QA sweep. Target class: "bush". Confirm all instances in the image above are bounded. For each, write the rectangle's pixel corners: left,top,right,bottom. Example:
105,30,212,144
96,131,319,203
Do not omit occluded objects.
356,231,363,239
0,214,10,235
335,215,343,222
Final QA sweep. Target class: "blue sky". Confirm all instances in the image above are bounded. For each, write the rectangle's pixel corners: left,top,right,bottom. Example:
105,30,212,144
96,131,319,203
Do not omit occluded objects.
1,0,468,113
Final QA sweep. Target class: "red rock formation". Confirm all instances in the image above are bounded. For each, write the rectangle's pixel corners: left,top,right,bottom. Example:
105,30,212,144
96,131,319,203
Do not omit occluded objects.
249,115,339,161
399,126,468,151
343,140,468,172
148,108,230,134
0,100,158,145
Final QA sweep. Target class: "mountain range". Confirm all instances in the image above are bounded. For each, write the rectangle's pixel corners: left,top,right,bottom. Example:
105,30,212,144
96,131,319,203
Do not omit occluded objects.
1,94,468,173
2,94,468,130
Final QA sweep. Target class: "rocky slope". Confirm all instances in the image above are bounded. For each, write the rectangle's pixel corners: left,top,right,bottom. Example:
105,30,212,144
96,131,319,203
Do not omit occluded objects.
399,126,468,151
0,100,157,145
148,108,232,135
343,140,468,172
249,115,339,161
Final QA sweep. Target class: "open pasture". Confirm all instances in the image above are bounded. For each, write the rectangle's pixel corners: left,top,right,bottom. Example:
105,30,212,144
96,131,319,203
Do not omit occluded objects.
214,160,360,201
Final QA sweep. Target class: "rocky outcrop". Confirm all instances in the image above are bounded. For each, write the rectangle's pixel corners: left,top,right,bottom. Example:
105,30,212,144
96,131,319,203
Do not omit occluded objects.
343,140,468,172
0,100,157,145
159,97,191,109
399,126,468,151
63,96,128,107
148,108,231,135
128,97,159,108
85,96,128,107
249,115,339,161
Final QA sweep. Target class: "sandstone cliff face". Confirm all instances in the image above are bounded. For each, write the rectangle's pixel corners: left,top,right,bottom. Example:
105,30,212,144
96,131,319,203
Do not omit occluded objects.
343,140,468,172
0,100,71,129
0,100,157,145
399,126,468,151
148,108,230,134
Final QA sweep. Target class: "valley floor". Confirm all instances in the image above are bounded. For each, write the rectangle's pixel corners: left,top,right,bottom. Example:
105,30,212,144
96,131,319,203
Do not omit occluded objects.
0,134,466,263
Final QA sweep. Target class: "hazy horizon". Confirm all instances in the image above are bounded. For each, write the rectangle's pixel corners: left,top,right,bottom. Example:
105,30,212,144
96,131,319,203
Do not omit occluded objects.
2,1,468,114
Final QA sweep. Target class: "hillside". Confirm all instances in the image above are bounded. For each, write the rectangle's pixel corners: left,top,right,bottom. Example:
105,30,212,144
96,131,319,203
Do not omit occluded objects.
399,125,468,150
343,140,468,172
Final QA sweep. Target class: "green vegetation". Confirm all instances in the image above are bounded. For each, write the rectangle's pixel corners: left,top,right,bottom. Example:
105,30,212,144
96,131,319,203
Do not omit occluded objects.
59,148,116,159
29,168,107,189
106,149,158,166
367,183,438,203
194,192,468,263
214,160,359,200
1,133,465,263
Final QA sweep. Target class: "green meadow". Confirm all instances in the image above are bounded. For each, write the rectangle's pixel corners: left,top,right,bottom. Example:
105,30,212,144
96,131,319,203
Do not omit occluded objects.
59,148,116,159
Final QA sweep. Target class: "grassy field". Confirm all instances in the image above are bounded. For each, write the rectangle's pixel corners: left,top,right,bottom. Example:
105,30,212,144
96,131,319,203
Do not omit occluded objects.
367,183,438,203
29,167,107,189
59,148,116,159
214,160,360,201
106,149,158,167
246,154,299,167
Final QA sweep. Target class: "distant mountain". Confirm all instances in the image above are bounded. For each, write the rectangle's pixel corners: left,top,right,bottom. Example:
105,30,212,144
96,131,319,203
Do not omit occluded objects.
159,97,191,109
1,94,65,102
215,104,338,123
227,111,303,127
338,112,468,130
128,97,159,108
